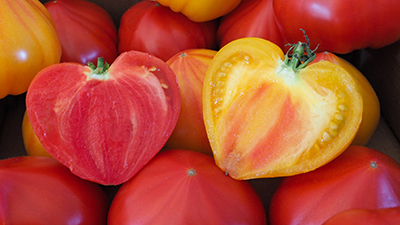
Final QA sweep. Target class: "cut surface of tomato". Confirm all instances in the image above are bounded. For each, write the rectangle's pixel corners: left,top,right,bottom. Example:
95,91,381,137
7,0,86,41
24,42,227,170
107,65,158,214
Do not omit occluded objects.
203,37,363,179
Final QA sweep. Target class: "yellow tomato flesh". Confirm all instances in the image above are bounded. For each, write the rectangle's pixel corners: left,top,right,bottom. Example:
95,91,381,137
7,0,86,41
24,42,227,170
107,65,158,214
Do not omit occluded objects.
203,37,363,179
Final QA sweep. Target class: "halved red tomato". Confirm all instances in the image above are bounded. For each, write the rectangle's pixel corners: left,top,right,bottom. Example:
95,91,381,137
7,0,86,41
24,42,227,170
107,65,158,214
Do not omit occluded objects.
25,51,181,185
203,36,363,179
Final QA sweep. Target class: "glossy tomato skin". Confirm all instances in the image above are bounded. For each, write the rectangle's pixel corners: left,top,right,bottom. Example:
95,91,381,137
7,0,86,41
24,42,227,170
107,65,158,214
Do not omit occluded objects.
156,0,242,22
203,37,363,179
44,0,118,65
273,0,400,54
217,0,286,50
26,51,181,185
0,0,61,99
164,49,217,156
118,0,218,62
0,156,109,225
108,149,267,225
269,146,400,225
312,52,380,146
323,207,400,225
22,110,52,158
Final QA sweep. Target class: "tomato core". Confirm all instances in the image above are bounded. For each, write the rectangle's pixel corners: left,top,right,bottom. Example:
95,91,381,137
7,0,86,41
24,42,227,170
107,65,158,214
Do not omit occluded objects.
371,161,378,169
188,169,196,176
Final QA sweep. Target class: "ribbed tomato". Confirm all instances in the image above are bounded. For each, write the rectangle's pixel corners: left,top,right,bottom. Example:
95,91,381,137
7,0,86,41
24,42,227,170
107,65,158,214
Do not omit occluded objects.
25,51,181,185
203,36,363,179
108,149,267,225
269,146,400,225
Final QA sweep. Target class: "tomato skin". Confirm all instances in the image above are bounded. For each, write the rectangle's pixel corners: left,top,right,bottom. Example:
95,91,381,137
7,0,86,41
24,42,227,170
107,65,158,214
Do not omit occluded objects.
44,0,118,65
0,0,61,99
312,52,380,146
273,0,400,54
0,156,109,224
26,51,181,185
156,0,242,22
323,207,400,225
108,149,267,225
118,0,218,62
164,49,217,155
203,37,363,179
22,110,52,158
269,146,400,225
217,0,286,50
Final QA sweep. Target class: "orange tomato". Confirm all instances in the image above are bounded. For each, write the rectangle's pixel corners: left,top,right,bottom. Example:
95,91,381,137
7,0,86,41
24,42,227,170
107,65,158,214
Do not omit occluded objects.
203,37,363,179
156,0,242,22
164,49,217,155
0,0,61,99
313,52,380,146
22,111,52,158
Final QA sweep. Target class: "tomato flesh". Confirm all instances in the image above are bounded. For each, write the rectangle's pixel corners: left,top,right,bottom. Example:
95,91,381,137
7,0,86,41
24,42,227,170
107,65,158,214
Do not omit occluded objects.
26,51,181,185
203,37,363,179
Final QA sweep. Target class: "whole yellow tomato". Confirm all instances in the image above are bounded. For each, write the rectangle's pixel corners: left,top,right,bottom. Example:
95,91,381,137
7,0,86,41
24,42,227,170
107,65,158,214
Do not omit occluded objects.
22,111,52,158
0,0,61,99
156,0,242,22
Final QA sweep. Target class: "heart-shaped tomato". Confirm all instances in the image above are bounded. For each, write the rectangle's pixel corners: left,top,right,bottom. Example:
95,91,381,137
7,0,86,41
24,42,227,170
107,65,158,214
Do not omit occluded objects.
26,51,181,185
203,36,363,179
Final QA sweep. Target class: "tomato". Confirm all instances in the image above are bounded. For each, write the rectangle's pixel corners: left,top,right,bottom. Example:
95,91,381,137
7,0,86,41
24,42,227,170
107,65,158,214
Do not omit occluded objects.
0,0,61,99
108,149,267,225
156,0,242,22
269,146,400,225
44,0,118,65
0,156,109,224
312,52,380,146
323,207,400,225
273,0,400,54
217,0,286,50
164,49,216,156
22,110,52,158
25,51,181,185
118,0,218,62
203,36,363,180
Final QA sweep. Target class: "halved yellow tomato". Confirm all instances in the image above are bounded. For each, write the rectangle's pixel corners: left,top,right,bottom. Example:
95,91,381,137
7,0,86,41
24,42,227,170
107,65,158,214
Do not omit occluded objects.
203,37,363,179
312,52,380,146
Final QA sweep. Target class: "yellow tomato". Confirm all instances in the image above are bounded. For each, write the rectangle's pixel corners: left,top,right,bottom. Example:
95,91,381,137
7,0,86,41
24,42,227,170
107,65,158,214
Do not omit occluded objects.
156,0,242,22
203,37,363,179
0,0,61,99
22,111,52,158
313,52,380,146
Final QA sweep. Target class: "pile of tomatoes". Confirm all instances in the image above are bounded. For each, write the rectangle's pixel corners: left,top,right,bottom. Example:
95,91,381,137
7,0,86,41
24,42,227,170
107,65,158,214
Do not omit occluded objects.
1,0,400,224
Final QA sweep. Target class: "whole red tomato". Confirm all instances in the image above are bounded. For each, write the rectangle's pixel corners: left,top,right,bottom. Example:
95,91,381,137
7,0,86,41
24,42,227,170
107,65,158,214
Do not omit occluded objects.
118,0,218,61
269,146,400,225
273,0,400,54
0,156,109,224
44,0,118,65
217,0,286,50
108,149,267,225
25,51,181,185
323,207,400,225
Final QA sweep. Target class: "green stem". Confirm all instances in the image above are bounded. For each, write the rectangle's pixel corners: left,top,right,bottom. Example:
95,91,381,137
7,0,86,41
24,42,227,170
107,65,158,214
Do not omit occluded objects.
87,57,109,74
283,29,318,72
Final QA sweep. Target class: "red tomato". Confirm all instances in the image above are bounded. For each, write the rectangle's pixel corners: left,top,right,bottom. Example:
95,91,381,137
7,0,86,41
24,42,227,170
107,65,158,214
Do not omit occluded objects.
44,0,118,65
273,0,400,54
108,149,267,225
118,0,218,61
0,156,109,224
269,146,400,225
217,0,286,50
323,207,400,225
164,49,217,155
25,51,181,185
